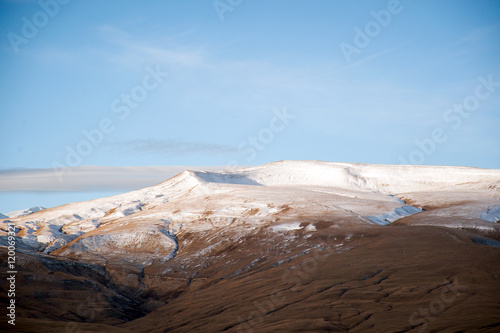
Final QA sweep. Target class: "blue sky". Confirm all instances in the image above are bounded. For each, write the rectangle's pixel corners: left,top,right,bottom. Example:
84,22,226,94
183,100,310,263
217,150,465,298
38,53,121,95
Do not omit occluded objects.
0,0,499,213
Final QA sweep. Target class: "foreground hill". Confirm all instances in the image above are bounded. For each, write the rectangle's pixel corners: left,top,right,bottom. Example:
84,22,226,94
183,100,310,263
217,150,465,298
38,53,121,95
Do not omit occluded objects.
1,161,499,332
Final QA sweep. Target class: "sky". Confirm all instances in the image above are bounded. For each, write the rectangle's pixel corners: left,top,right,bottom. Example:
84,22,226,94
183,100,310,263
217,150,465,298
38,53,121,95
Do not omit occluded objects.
0,0,499,213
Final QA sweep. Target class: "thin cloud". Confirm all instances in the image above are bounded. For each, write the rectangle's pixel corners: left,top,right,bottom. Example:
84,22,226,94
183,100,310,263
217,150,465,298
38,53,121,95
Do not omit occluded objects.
449,23,500,46
313,40,414,80
109,139,239,156
96,25,206,68
0,166,229,192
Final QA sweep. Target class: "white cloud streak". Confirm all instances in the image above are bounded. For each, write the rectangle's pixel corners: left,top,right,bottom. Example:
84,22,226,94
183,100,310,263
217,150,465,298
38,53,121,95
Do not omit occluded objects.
108,139,238,156
96,24,206,69
0,165,228,192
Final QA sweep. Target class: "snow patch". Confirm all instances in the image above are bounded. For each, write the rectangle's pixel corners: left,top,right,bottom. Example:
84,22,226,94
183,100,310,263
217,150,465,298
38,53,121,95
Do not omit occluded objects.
480,205,500,222
59,226,178,265
367,205,423,225
305,224,317,232
271,222,302,232
44,234,79,253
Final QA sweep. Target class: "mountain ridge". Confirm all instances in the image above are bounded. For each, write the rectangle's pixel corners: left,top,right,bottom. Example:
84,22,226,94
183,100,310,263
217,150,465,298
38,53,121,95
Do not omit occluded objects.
2,161,499,253
1,160,500,332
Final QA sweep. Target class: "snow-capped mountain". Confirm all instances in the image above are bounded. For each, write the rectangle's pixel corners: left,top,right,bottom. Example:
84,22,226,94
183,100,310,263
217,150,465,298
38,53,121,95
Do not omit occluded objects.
4,205,46,218
1,161,500,332
2,161,499,256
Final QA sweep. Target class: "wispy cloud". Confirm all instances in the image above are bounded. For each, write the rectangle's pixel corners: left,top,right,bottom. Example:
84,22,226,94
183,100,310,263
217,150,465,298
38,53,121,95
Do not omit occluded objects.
449,23,500,46
96,24,206,68
312,40,414,80
94,25,326,94
0,166,228,192
107,139,238,156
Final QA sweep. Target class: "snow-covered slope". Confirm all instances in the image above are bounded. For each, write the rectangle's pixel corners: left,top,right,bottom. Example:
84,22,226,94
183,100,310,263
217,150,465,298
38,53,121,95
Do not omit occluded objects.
1,161,499,262
210,160,499,190
5,206,46,218
3,161,500,333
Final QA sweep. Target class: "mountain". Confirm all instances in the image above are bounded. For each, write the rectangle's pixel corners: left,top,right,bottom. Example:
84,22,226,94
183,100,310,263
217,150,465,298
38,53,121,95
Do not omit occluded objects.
4,206,46,218
1,161,499,332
